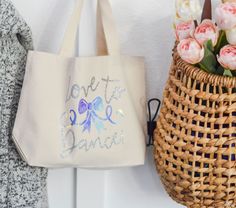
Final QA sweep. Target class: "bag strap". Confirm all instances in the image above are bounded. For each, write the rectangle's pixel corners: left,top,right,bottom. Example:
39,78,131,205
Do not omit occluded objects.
96,1,108,56
60,0,120,57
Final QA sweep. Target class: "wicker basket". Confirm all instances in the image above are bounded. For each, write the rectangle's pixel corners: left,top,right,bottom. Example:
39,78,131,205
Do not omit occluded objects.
154,53,236,208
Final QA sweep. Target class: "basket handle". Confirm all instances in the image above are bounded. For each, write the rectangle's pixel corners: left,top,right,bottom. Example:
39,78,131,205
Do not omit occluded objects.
201,0,212,22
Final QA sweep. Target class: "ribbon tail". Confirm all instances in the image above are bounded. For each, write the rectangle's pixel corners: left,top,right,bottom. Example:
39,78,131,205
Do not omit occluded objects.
106,105,116,125
70,109,77,126
91,111,105,132
80,112,92,132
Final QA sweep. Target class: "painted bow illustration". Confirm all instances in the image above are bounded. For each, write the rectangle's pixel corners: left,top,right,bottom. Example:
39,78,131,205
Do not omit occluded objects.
72,96,116,132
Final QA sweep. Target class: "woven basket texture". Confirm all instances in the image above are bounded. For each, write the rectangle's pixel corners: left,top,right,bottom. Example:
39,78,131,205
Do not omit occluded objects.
154,53,236,208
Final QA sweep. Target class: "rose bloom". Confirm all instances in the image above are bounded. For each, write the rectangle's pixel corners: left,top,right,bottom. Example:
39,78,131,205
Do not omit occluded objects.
216,2,236,30
175,0,202,21
226,27,236,45
217,45,236,70
177,38,204,64
193,19,219,46
175,20,195,41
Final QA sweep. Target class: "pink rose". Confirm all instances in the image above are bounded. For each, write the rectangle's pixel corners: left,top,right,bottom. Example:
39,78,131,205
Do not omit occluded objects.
217,45,236,70
175,20,195,41
193,20,219,46
177,38,204,64
216,2,236,30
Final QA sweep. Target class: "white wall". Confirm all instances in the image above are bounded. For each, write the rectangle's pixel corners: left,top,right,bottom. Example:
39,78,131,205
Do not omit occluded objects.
11,0,220,208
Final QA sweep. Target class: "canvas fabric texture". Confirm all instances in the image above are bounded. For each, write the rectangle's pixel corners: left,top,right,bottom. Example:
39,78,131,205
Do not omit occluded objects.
12,0,147,168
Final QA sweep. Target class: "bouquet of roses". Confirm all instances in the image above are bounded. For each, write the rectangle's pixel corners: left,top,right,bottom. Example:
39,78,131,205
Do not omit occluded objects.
175,0,236,77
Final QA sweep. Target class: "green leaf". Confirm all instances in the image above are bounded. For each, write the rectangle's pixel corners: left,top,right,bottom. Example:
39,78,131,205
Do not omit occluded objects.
199,40,217,73
199,63,210,73
215,31,229,54
205,39,214,52
223,69,233,77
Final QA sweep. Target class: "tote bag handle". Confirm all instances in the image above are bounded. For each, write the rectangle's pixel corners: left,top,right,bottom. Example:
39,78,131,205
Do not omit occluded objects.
60,0,120,57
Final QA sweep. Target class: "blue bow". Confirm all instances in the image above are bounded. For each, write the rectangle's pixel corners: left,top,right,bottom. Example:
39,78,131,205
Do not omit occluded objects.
69,96,116,133
78,96,105,132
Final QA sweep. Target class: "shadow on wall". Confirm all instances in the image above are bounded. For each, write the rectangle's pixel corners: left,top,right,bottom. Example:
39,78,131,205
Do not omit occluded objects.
111,0,174,100
36,0,75,53
108,2,175,196
104,0,178,205
121,15,174,100
131,148,169,197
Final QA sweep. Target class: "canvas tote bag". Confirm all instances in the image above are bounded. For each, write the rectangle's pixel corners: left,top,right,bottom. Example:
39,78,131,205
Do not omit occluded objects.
12,0,146,168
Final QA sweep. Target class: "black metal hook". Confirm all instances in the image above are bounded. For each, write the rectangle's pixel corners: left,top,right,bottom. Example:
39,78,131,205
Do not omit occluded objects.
147,98,161,147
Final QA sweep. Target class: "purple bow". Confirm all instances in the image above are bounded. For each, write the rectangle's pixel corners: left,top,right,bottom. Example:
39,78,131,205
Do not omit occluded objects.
79,96,104,132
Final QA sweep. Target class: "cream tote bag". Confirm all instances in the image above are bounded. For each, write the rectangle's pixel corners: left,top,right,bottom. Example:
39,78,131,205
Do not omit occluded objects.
12,0,146,168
